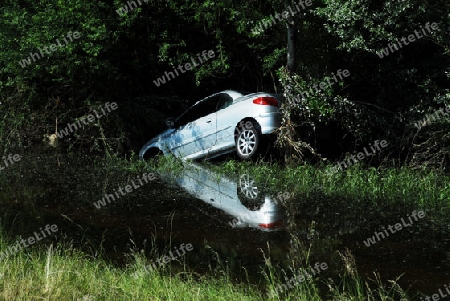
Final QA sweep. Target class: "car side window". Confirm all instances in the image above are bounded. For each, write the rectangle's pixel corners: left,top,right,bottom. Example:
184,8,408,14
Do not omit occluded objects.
194,95,220,118
216,93,233,111
176,95,220,126
176,108,197,126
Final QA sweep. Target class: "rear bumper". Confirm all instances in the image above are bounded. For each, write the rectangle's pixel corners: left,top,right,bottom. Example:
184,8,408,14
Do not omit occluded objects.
256,111,281,134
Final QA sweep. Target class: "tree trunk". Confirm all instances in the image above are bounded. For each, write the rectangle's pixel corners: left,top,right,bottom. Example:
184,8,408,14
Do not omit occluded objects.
286,1,296,72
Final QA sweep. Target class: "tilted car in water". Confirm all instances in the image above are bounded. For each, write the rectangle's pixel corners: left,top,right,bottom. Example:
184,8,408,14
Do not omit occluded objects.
139,90,282,160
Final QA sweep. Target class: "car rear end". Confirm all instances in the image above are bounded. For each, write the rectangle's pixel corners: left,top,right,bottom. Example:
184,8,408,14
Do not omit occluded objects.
235,92,282,135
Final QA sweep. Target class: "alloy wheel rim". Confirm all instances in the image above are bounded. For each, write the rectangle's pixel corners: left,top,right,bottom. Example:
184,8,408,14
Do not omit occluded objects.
240,174,258,199
238,130,256,155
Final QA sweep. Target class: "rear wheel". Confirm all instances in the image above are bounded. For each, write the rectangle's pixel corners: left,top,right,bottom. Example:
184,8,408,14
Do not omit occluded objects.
235,121,261,159
142,148,163,161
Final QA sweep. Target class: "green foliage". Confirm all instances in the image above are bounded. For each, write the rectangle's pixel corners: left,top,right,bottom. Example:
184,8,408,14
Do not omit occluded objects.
2,1,110,89
314,0,448,53
269,0,450,163
0,0,448,161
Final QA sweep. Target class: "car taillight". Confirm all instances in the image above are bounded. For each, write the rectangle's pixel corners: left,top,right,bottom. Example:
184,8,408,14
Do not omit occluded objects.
253,97,278,107
258,220,283,229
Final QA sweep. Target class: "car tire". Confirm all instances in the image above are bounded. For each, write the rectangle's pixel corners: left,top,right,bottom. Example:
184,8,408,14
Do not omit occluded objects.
235,121,261,159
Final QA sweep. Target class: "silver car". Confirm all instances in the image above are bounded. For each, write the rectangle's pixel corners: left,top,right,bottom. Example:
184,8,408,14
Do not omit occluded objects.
139,90,282,160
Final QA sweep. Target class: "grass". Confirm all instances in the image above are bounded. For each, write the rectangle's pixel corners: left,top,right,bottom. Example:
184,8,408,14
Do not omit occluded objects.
0,231,409,301
194,159,450,211
1,155,443,300
0,237,261,300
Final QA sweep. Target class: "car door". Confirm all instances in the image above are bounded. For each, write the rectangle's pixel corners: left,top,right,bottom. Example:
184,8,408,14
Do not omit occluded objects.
169,95,219,159
215,93,236,150
167,108,198,158
188,94,220,158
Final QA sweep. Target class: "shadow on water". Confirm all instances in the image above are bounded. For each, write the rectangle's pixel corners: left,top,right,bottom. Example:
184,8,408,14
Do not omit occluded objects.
0,146,449,298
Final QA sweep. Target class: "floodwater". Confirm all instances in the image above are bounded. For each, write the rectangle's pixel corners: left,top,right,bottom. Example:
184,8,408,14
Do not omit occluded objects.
0,147,449,299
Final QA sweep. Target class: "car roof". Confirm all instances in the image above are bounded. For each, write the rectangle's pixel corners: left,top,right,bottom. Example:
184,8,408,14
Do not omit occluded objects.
195,90,245,103
188,90,242,108
179,90,250,119
176,91,241,121
221,90,247,100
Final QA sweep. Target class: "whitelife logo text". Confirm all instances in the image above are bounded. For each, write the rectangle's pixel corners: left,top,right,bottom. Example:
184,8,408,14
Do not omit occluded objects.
56,102,118,139
153,50,215,87
252,0,313,34
363,210,425,247
331,139,388,173
93,172,156,209
414,105,450,130
0,224,58,261
116,0,150,16
19,31,81,68
267,262,328,298
419,282,450,301
376,22,440,58
132,243,193,277
289,69,350,103
0,153,22,171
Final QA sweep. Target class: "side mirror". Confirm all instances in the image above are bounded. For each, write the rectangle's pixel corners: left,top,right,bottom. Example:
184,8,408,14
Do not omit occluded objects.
165,118,175,128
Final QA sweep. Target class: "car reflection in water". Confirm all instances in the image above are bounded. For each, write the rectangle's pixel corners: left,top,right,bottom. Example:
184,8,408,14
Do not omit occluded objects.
159,162,286,232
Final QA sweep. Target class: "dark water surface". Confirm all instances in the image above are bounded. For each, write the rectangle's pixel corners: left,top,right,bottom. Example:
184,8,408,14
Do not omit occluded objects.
1,147,449,299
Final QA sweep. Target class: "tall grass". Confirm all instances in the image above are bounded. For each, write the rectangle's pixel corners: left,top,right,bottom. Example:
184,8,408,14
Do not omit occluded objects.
0,215,411,301
0,237,261,300
0,232,410,300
